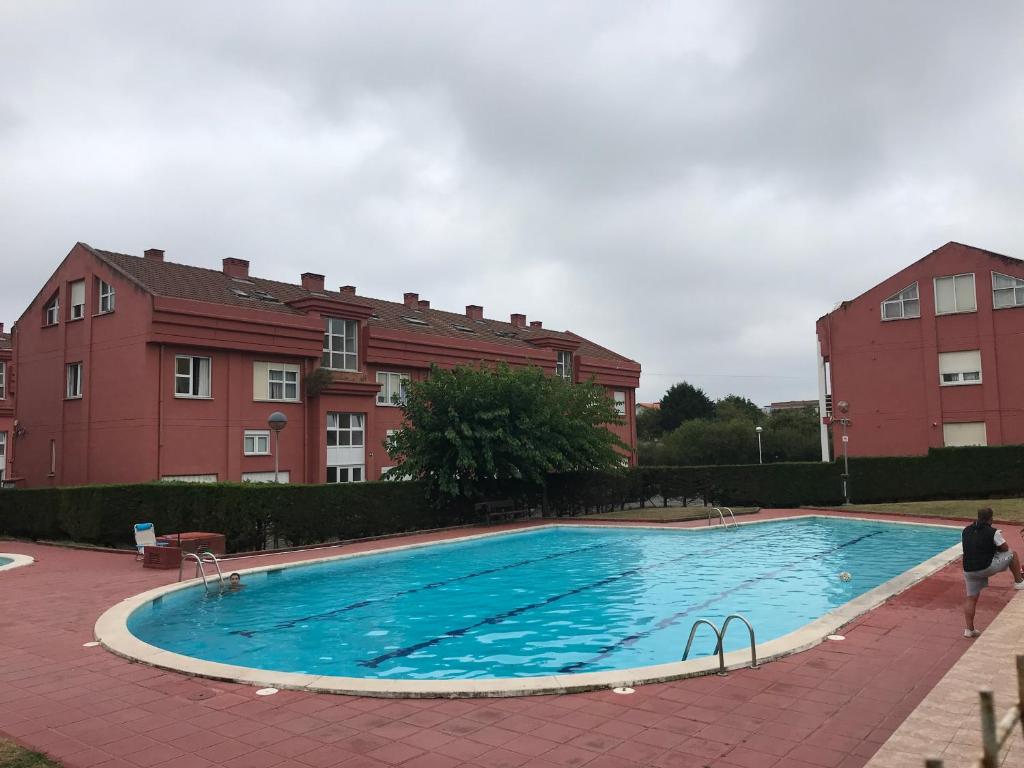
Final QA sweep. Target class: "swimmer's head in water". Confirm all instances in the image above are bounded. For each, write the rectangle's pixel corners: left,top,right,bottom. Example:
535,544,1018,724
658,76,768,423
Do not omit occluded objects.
229,573,241,584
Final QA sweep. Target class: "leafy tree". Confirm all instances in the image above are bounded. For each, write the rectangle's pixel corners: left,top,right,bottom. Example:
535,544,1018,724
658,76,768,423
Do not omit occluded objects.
661,418,759,466
714,395,763,424
636,407,664,441
761,407,822,462
387,363,627,500
659,382,715,431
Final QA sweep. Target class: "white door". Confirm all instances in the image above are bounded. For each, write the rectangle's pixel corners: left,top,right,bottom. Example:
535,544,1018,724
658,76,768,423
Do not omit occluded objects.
326,412,365,482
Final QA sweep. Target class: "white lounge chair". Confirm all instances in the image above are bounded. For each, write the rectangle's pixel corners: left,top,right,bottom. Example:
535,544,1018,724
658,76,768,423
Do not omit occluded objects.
134,522,170,560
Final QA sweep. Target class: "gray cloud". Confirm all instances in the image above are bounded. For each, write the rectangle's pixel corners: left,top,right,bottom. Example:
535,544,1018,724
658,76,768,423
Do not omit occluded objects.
2,1,1023,405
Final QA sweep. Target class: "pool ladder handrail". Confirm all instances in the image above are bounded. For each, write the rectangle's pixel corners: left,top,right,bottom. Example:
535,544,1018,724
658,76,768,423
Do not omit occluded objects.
707,507,737,528
178,551,224,592
680,613,758,675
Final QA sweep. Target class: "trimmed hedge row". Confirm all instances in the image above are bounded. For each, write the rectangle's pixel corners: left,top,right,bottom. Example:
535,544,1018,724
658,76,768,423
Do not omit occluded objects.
0,480,447,553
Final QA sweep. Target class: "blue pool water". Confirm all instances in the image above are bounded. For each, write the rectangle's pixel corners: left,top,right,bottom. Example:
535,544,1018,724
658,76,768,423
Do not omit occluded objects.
127,518,959,679
0,557,12,567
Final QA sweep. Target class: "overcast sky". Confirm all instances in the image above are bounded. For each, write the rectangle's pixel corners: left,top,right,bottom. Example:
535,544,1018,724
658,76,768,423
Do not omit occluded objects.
2,2,1023,405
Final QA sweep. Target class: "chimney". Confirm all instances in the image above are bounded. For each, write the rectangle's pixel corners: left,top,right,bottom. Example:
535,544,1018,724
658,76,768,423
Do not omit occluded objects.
0,322,4,333
404,292,419,309
144,248,164,261
466,304,483,321
339,285,356,295
301,272,325,291
529,320,543,329
510,313,526,328
418,299,431,310
222,257,249,278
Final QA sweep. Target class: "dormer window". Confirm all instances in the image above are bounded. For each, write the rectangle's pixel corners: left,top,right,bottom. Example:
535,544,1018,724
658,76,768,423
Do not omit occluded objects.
881,282,920,320
556,351,572,382
992,272,1024,309
323,318,358,371
44,293,60,326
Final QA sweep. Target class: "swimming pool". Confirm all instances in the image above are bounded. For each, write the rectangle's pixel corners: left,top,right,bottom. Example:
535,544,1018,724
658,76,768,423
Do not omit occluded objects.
108,517,960,694
0,553,34,571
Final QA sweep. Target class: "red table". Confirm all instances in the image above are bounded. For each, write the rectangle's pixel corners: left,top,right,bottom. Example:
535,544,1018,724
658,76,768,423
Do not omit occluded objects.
156,531,226,556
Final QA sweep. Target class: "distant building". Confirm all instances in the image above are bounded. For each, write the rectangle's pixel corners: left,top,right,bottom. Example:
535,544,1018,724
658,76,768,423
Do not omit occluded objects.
0,324,11,484
8,243,641,487
764,399,819,414
635,401,660,417
816,241,1024,459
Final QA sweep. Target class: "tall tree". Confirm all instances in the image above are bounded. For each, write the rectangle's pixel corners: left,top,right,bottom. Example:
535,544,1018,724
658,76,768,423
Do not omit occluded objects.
659,382,715,431
387,363,627,500
714,395,763,424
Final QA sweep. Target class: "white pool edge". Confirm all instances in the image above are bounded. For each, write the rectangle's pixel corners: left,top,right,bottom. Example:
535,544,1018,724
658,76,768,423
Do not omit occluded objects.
0,553,35,572
94,514,963,698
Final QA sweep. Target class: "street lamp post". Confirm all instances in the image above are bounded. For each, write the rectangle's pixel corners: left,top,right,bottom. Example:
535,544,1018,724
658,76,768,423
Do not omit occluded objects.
755,426,763,464
267,411,288,484
835,400,851,505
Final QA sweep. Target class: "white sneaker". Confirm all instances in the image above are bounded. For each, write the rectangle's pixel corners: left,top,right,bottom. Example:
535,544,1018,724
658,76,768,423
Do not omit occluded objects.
964,629,981,638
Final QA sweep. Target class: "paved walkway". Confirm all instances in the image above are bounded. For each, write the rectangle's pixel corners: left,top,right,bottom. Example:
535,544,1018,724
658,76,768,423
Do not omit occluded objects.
0,511,1018,768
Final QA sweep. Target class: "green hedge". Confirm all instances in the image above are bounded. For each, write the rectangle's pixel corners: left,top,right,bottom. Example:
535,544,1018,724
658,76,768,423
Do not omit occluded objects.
0,480,447,553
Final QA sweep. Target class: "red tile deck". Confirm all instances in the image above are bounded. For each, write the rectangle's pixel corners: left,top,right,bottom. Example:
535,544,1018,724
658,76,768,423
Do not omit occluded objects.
0,510,1017,768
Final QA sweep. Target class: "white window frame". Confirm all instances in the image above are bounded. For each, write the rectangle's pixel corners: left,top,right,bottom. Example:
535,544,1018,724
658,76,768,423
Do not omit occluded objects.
174,355,212,398
880,282,920,321
613,391,626,416
97,279,115,314
243,429,271,456
934,273,977,315
323,317,358,371
160,474,218,483
992,272,1024,310
376,371,410,406
242,471,290,484
66,362,83,399
938,350,982,387
326,465,364,483
556,351,572,382
69,280,85,320
0,361,5,399
44,294,60,326
943,422,987,447
326,412,364,448
268,365,299,401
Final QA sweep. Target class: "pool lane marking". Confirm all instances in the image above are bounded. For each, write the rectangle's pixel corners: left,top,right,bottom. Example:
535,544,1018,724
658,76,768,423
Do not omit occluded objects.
228,539,616,638
356,524,794,669
556,528,886,673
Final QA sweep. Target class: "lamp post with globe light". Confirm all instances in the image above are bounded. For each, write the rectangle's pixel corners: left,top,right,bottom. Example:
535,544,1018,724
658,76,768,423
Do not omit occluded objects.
755,426,763,464
267,411,288,484
834,401,851,504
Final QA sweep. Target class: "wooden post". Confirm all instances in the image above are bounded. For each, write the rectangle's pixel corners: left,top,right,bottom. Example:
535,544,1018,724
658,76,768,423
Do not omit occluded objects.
979,690,998,768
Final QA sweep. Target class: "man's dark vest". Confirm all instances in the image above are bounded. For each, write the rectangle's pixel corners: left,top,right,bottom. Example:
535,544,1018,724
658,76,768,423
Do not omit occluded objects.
962,522,997,572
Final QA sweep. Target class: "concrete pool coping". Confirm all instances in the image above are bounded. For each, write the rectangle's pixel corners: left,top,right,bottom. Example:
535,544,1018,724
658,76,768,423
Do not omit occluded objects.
94,514,964,698
0,553,35,572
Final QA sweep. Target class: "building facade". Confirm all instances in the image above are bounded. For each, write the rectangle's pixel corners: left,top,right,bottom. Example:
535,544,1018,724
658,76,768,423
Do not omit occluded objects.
7,243,640,487
815,242,1024,459
0,325,11,484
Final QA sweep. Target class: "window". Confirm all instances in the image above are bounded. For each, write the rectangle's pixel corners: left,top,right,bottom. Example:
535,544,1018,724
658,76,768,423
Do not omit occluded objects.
242,471,290,484
69,280,85,320
49,439,56,476
0,361,5,399
243,430,270,456
175,356,211,398
268,365,299,401
938,350,982,386
376,372,410,406
326,412,364,447
934,274,976,315
613,391,626,416
556,351,572,382
881,282,920,320
97,279,115,313
943,422,987,447
0,432,6,483
160,474,217,483
66,362,83,399
992,272,1024,310
323,318,358,371
44,294,59,326
327,465,363,483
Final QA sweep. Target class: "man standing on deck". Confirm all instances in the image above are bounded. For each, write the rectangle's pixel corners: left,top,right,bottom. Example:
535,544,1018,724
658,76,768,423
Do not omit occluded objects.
962,507,1024,637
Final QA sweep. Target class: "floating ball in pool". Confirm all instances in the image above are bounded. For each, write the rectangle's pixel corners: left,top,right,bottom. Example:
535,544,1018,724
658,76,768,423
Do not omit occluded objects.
839,571,852,582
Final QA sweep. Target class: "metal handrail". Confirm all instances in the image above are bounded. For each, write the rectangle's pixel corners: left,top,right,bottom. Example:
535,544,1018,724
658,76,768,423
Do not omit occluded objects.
178,552,210,590
707,508,726,527
713,614,758,668
720,507,737,527
199,551,224,584
680,619,726,675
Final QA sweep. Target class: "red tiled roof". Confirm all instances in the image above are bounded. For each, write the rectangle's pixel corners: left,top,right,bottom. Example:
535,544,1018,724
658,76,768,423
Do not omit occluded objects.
86,245,637,364
0,333,11,351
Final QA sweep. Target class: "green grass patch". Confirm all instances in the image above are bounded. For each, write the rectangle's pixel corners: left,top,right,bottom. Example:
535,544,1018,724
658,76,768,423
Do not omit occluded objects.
578,506,759,522
0,740,62,768
818,498,1024,524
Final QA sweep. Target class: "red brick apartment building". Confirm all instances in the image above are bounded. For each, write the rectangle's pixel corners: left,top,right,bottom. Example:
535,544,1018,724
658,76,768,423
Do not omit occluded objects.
816,241,1024,459
5,243,640,487
0,324,11,484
